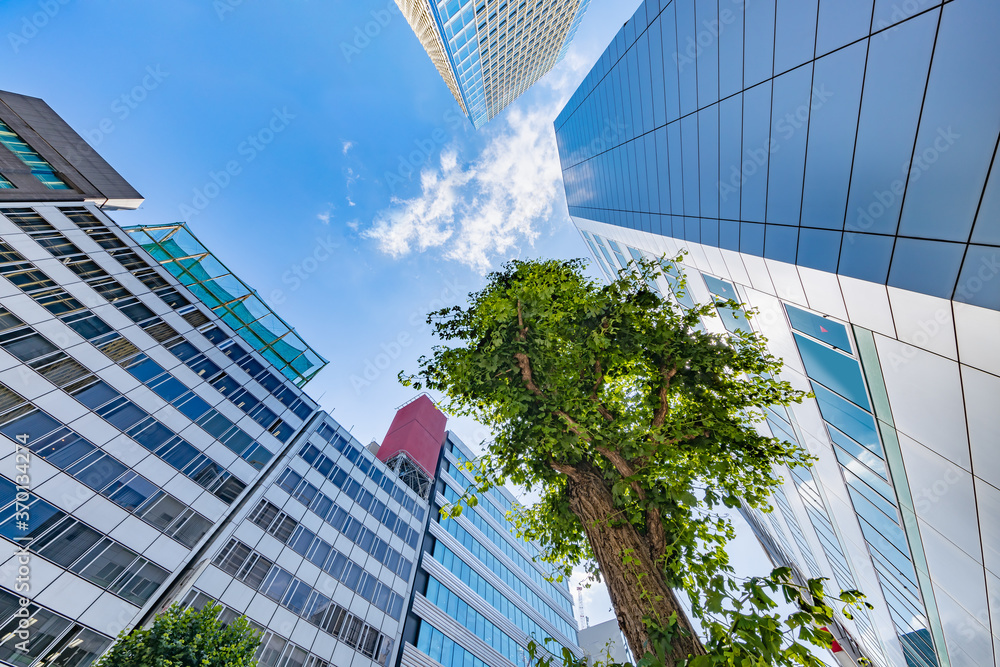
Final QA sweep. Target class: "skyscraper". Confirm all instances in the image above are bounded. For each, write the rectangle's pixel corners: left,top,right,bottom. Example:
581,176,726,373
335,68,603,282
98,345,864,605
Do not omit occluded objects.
554,2,1000,666
0,90,580,667
386,396,582,667
394,0,592,128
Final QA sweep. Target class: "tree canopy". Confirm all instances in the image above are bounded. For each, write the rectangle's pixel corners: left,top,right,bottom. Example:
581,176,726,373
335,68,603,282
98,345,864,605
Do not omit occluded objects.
403,257,869,666
95,602,260,667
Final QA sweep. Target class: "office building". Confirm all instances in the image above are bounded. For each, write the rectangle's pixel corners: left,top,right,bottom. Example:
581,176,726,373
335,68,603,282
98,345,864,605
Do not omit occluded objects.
554,2,1000,666
0,91,142,210
577,619,629,666
0,90,580,667
385,396,582,667
395,0,592,128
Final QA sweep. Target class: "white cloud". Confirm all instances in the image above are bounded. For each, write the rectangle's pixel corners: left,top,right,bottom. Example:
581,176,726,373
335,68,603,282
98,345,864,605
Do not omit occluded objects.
365,105,565,272
365,52,593,272
342,140,354,155
346,196,356,207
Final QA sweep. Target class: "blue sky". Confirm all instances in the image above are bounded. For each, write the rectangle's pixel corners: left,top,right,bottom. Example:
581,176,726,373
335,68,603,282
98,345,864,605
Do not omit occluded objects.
1,0,778,629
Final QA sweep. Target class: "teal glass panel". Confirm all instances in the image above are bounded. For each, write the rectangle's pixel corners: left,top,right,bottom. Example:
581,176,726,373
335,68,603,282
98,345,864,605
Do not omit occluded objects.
811,382,880,453
794,333,871,409
785,303,852,352
0,120,69,189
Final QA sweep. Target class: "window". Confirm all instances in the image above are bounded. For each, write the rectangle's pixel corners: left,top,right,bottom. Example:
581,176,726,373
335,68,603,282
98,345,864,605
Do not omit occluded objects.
0,121,70,189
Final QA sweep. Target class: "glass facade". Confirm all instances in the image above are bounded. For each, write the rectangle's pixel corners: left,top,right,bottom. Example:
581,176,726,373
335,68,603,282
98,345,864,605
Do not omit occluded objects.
407,0,591,128
400,433,581,667
0,120,70,190
555,0,1000,311
554,2,1000,664
125,223,328,387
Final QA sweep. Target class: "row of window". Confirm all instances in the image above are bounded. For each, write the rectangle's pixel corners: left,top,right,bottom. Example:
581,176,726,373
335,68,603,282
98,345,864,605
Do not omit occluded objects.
438,484,571,616
182,589,394,667
415,621,493,667
424,575,555,665
313,419,424,520
786,305,937,667
442,456,532,543
298,442,421,546
432,541,578,646
271,468,415,580
123,352,274,468
0,587,110,667
0,478,169,606
214,534,402,630
0,381,213,548
0,212,295,451
0,305,245,504
0,227,281,466
60,207,316,420
442,451,569,588
771,486,823,580
437,516,576,633
0,120,70,190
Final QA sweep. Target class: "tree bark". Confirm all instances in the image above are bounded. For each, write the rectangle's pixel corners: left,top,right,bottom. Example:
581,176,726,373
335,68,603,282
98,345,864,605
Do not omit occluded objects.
563,465,706,665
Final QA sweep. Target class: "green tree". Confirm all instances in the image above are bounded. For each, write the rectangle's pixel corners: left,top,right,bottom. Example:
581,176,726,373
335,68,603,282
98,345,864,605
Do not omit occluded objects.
95,602,260,667
402,257,869,666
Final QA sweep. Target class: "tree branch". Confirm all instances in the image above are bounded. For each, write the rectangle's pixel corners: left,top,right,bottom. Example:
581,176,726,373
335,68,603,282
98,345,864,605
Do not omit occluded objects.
517,299,527,341
514,352,543,396
651,365,677,428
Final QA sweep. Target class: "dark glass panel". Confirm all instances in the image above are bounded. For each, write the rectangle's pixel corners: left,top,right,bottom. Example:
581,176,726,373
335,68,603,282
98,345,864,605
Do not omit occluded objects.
801,41,867,229
718,0,745,98
897,0,1000,242
744,0,776,87
767,64,813,227
719,94,743,220
845,9,937,236
838,232,893,282
699,104,720,219
887,237,965,299
816,0,874,55
740,221,765,256
741,82,772,222
954,245,1000,310
797,227,841,271
773,0,817,74
764,224,798,263
675,0,699,116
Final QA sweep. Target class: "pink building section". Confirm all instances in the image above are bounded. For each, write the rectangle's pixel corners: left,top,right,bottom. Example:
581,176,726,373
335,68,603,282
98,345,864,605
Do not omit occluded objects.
376,395,447,477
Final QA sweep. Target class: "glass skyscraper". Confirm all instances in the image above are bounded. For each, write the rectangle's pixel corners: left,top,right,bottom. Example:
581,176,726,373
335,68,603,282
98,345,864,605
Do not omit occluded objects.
395,0,591,128
390,397,581,667
554,2,1000,666
0,92,581,667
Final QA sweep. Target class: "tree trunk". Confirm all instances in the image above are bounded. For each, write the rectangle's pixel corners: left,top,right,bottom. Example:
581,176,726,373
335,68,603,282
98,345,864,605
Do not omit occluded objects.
565,466,706,665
